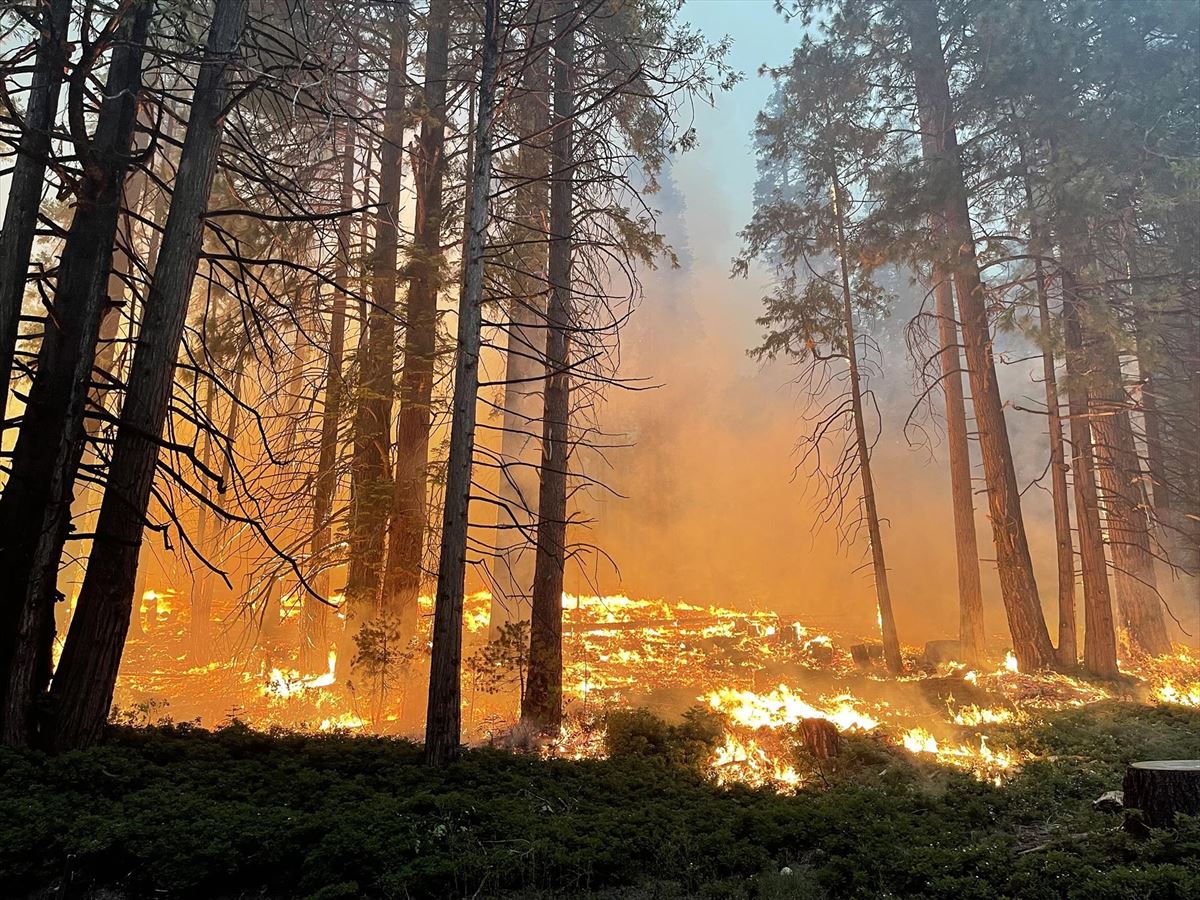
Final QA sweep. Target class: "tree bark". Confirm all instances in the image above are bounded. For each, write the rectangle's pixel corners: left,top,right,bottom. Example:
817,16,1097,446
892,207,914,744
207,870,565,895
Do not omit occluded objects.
1088,332,1172,656
522,3,574,733
1123,760,1200,827
831,173,902,674
0,3,153,746
933,267,985,665
190,372,216,661
491,5,552,635
348,7,408,617
901,0,1056,670
424,0,501,767
1061,263,1119,679
386,0,451,623
1029,236,1077,665
307,122,357,666
0,0,71,430
45,0,248,751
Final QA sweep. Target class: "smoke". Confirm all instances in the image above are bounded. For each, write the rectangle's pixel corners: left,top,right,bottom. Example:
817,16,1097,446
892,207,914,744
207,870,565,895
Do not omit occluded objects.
581,162,1085,650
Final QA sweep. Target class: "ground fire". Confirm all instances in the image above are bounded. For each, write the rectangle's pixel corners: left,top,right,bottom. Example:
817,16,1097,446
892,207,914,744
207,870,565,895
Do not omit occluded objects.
109,588,1200,790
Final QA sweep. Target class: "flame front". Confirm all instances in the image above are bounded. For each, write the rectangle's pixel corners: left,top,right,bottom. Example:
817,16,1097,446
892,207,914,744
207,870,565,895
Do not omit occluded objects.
110,588,1200,790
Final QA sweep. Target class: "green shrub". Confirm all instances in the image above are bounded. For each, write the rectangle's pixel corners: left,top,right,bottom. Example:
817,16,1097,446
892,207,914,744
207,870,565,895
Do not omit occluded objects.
603,705,724,771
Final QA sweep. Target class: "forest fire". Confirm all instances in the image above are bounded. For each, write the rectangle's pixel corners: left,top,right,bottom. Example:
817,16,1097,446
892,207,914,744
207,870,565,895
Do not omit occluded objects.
110,588,1200,791
3,0,1198,893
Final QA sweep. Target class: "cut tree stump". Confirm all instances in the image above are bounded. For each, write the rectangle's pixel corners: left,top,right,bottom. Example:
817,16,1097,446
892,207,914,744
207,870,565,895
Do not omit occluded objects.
799,718,840,759
1122,760,1200,827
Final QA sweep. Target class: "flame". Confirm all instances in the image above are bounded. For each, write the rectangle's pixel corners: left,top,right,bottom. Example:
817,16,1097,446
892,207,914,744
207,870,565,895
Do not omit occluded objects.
260,649,336,700
705,685,878,732
952,704,1015,727
901,727,1019,784
111,586,1200,791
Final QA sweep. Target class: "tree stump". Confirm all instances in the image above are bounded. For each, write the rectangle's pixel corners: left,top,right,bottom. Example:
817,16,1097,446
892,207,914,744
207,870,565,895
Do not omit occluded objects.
850,642,882,668
804,642,835,666
799,717,840,759
1122,760,1200,827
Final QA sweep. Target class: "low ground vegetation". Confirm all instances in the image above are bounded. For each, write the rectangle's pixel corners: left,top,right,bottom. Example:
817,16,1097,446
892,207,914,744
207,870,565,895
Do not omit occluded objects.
2,703,1197,899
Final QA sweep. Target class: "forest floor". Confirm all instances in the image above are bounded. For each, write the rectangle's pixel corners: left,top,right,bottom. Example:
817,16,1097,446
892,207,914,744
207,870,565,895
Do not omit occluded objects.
2,701,1197,900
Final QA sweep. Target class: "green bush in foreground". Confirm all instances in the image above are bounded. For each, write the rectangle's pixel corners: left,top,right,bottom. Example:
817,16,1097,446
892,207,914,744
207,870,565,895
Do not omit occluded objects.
0,703,1196,899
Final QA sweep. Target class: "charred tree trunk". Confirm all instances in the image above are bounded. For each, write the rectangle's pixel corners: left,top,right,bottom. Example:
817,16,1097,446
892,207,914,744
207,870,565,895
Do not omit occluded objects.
348,8,408,617
0,3,153,746
1061,263,1119,679
832,173,902,675
933,267,985,665
491,7,552,635
1088,333,1172,657
901,0,1056,670
0,0,71,428
386,0,451,623
44,0,247,752
522,5,574,733
424,0,501,767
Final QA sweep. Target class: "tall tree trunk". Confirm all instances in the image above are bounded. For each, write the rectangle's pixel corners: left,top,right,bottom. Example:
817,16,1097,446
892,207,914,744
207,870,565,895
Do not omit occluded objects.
307,123,357,667
901,0,1056,670
933,267,986,664
0,3,153,746
491,5,552,635
0,0,71,429
387,0,451,624
1088,332,1172,656
1061,263,1119,679
522,3,574,732
832,173,902,674
1027,208,1077,666
347,6,408,618
424,0,501,766
46,0,248,751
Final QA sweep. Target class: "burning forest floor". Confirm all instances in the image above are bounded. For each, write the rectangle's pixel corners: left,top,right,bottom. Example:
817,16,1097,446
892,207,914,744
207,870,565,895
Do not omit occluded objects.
8,591,1196,898
107,590,1199,789
2,702,1198,899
